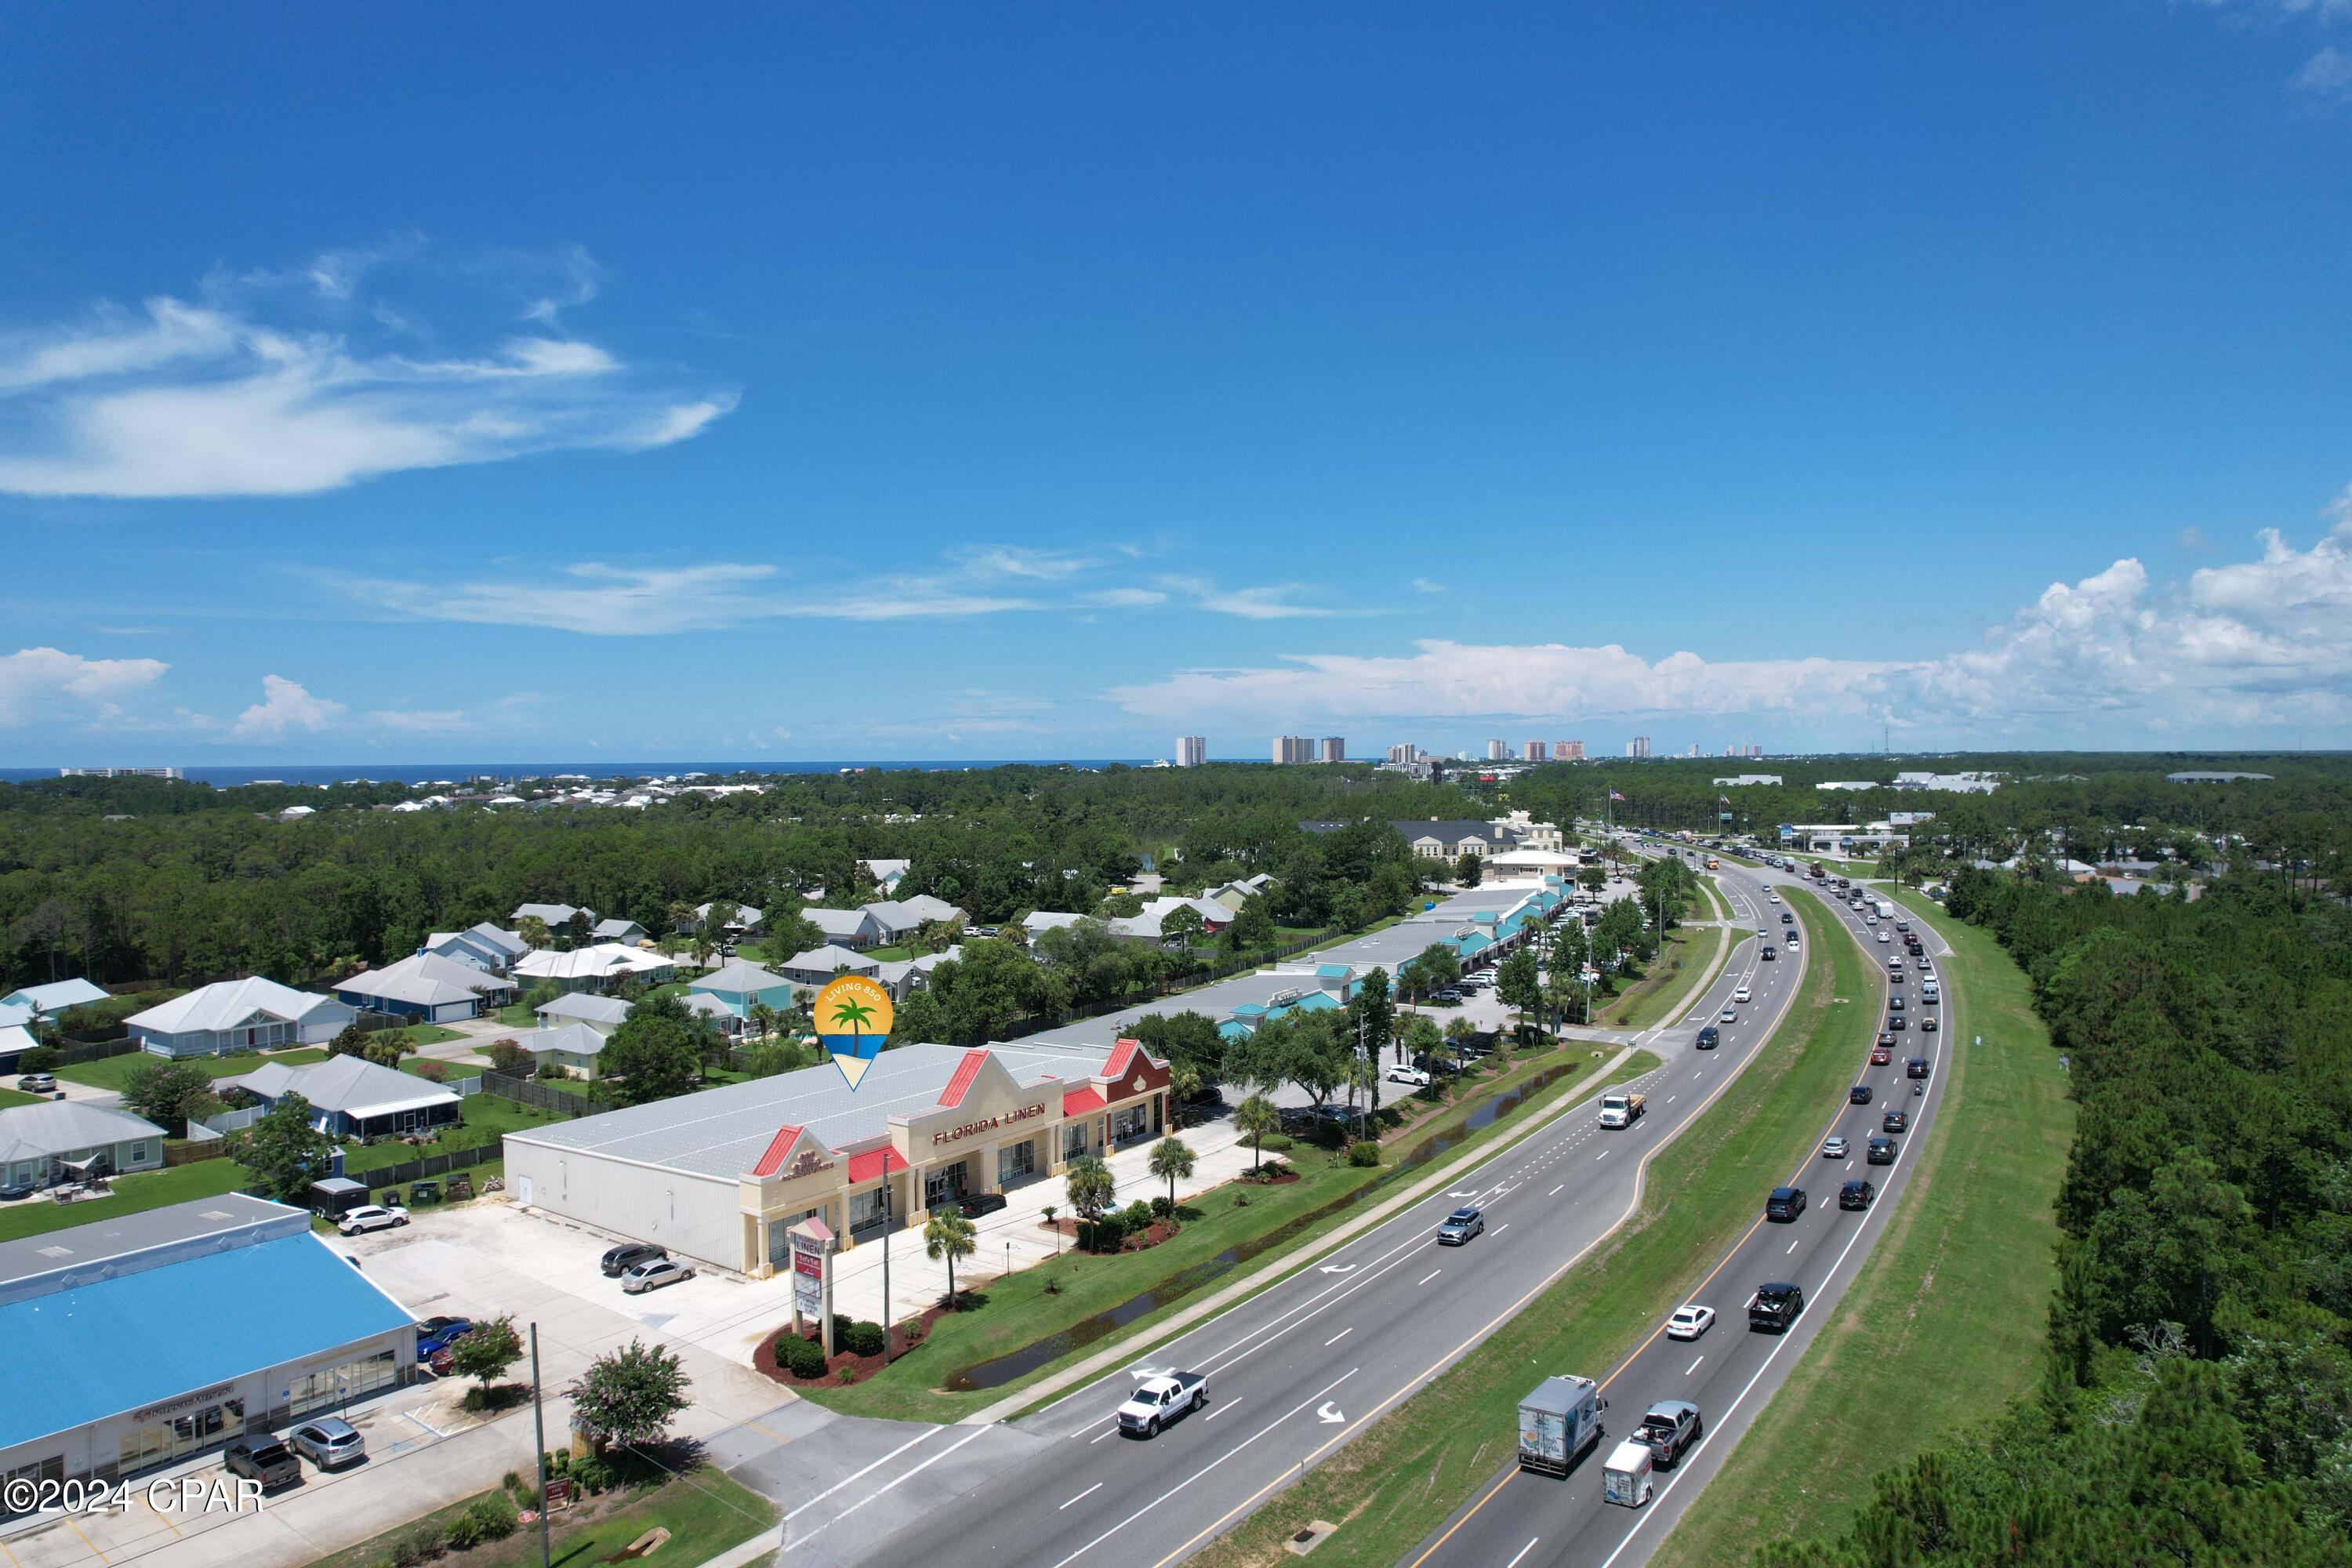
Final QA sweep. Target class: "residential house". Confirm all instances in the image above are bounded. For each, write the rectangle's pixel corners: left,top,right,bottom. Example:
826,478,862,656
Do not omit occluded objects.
0,1022,38,1073
687,902,766,937
511,902,597,931
0,1102,169,1189
861,858,912,895
511,943,674,993
423,923,527,974
1022,911,1089,941
126,978,357,1058
860,895,963,945
689,960,797,1019
590,918,650,946
1,978,110,1017
1388,820,1518,861
524,1022,608,1079
774,946,882,996
682,993,746,1040
334,953,514,1023
1114,895,1232,942
874,946,960,1003
1203,874,1276,913
225,1056,461,1139
804,907,885,949
535,993,632,1034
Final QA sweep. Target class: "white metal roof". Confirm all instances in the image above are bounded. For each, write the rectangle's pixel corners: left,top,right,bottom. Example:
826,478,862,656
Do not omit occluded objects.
127,977,345,1035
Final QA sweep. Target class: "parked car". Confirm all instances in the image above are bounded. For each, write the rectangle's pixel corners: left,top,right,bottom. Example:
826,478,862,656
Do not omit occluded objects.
336,1204,408,1236
1665,1303,1716,1340
600,1242,668,1277
1839,1179,1875,1211
1436,1206,1486,1245
289,1417,366,1469
16,1072,56,1094
953,1191,1008,1218
222,1437,301,1490
0,1178,35,1201
1766,1185,1807,1221
1695,1025,1720,1050
1848,1083,1873,1105
1882,1110,1909,1134
1387,1064,1432,1087
415,1316,475,1359
621,1258,696,1294
1822,1135,1850,1160
1635,1400,1704,1468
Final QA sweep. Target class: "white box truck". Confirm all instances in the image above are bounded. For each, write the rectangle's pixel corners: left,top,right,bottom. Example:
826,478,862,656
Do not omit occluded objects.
1602,1439,1656,1507
1517,1375,1606,1476
1873,898,1895,919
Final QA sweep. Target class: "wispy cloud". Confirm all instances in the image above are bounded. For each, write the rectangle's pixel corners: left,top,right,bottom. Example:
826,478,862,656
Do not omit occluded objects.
1106,510,2352,741
231,674,344,739
0,245,735,498
2293,42,2352,99
1410,579,1446,594
1163,576,1353,619
0,647,170,724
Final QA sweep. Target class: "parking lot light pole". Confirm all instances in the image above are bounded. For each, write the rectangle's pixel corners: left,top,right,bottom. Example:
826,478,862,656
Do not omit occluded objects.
530,1321,550,1568
880,1178,894,1366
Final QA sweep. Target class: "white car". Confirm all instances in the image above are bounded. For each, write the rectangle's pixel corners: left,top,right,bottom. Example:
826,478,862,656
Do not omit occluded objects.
1733,984,1751,1004
1768,892,1780,904
1665,1304,1716,1341
1877,930,1893,943
622,1258,696,1294
1386,1065,1432,1087
337,1204,408,1236
1719,1007,1737,1022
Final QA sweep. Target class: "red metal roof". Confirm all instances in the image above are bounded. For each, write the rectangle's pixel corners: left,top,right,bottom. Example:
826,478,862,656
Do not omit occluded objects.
750,1124,806,1178
938,1047,991,1108
1104,1038,1142,1080
847,1147,909,1184
1062,1085,1106,1116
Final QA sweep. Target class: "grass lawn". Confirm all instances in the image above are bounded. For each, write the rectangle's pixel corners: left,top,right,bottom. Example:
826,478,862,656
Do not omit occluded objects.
797,1042,1656,1425
338,1094,575,1173
305,1468,777,1568
1601,920,1729,1031
490,1000,536,1027
0,1085,44,1109
0,1159,248,1243
381,1022,464,1047
865,942,916,961
1190,894,1872,1568
1650,884,2074,1566
56,1045,327,1091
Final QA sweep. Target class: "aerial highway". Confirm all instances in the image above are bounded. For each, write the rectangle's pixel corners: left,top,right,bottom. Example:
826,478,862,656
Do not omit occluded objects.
799,860,1816,1568
1401,854,1955,1568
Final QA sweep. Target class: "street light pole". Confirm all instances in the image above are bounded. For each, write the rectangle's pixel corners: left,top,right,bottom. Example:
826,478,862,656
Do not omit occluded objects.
880,1177,894,1366
530,1322,551,1568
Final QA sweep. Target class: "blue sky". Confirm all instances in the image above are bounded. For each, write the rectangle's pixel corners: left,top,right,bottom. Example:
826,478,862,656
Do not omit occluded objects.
5,2,2352,763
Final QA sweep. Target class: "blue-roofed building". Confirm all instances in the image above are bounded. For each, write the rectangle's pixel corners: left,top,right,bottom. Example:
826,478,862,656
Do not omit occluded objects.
0,1193,417,1488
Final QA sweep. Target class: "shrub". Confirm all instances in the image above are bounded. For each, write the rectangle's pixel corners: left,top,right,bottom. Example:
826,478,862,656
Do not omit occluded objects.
837,1365,859,1384
1259,1134,1295,1153
840,1319,887,1357
774,1334,827,1379
411,1058,447,1083
535,1060,568,1081
19,1045,61,1073
1151,1195,1174,1219
1121,1199,1153,1232
1089,1213,1124,1252
388,1522,445,1566
1348,1140,1381,1167
443,1492,518,1548
570,1456,615,1494
486,1039,534,1075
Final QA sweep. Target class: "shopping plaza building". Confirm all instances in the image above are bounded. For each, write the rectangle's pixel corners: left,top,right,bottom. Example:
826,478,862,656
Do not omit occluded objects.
503,1038,1172,1277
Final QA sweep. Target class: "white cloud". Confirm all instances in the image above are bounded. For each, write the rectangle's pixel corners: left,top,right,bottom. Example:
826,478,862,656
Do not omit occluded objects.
1083,587,1171,608
1410,579,1446,594
1109,517,2352,741
0,249,734,498
1163,577,1350,619
0,647,169,724
366,709,472,732
232,675,345,739
2293,43,2352,99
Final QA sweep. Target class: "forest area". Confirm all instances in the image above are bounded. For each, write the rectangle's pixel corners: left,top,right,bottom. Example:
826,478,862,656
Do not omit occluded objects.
1760,866,2352,1566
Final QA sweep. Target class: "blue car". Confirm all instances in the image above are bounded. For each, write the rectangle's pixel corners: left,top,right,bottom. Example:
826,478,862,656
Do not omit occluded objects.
415,1316,475,1359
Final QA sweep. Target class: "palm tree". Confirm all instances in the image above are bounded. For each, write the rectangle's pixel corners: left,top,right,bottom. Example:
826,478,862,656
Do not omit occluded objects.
1148,1136,1196,1211
747,1000,778,1042
1064,1154,1115,1225
924,1207,978,1308
1234,1094,1280,1175
517,916,551,952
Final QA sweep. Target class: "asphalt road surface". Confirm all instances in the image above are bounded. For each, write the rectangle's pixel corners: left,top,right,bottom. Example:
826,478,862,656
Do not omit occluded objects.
806,863,1809,1568
1401,860,1953,1568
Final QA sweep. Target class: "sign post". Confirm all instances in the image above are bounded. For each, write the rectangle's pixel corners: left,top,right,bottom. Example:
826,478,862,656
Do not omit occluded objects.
789,1218,837,1356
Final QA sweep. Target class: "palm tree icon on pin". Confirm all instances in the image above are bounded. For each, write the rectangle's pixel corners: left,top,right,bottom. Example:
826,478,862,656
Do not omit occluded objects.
815,977,892,1091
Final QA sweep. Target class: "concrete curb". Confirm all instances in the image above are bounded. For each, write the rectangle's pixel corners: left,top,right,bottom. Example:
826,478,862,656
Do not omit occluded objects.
960,1043,1642,1428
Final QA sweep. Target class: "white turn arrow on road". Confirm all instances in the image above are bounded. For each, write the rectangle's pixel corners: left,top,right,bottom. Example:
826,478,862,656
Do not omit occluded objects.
1316,1402,1345,1425
1319,1264,1358,1275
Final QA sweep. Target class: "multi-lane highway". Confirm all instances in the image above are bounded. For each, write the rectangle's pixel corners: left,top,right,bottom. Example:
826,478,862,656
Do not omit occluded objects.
1403,858,1954,1568
809,862,1811,1568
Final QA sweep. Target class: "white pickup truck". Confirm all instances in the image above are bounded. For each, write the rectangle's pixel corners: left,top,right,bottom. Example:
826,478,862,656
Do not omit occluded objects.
1116,1371,1207,1437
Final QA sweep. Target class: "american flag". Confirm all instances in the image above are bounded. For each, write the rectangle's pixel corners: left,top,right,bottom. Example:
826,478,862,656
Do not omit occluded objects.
1608,789,1624,802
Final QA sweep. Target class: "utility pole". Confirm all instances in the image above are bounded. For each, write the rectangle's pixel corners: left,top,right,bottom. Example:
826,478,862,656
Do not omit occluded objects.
880,1177,894,1364
530,1322,551,1568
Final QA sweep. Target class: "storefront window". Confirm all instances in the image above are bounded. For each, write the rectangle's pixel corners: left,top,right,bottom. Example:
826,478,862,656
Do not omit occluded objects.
924,1161,967,1208
116,1399,245,1473
1111,1105,1149,1143
848,1187,888,1232
1064,1123,1090,1160
998,1141,1035,1184
287,1349,398,1417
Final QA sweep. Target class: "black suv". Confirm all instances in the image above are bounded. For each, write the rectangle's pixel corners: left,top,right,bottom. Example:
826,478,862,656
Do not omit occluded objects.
1848,1083,1873,1105
1749,1281,1805,1332
1780,911,1794,924
1867,1135,1896,1165
1882,1109,1908,1134
1696,1025,1720,1050
1907,1058,1931,1080
1766,1185,1807,1221
1839,1178,1875,1210
601,1242,669,1277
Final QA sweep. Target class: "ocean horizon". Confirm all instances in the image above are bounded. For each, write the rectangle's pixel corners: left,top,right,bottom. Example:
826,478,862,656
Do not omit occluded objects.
1,758,1192,788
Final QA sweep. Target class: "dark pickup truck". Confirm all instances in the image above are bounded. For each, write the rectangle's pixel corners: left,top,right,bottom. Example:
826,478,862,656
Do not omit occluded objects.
1749,1281,1805,1333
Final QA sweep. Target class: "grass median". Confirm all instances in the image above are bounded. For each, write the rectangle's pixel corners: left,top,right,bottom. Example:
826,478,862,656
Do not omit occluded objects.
1189,894,1870,1568
306,1466,777,1568
1649,885,2072,1566
793,1042,1657,1424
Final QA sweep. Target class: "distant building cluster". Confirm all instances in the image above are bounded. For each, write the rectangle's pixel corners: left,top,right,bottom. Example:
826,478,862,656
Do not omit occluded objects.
57,766,181,779
1271,735,1345,764
1176,735,1207,768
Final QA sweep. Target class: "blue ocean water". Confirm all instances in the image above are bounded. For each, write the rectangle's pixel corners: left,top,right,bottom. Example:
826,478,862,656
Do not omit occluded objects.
1,759,1163,787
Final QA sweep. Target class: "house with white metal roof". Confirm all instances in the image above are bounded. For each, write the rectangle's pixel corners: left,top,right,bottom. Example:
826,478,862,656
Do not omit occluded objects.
689,960,796,1018
524,1021,610,1078
591,918,650,946
861,858,912,895
335,952,514,1022
126,978,356,1058
535,992,632,1033
860,895,964,944
0,1101,168,1188
511,902,597,930
773,945,882,995
512,942,674,993
423,923,528,974
803,907,885,949
1,978,110,1016
223,1055,461,1139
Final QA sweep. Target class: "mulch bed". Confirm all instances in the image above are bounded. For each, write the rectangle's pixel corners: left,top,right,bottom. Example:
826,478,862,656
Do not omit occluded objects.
757,1302,949,1388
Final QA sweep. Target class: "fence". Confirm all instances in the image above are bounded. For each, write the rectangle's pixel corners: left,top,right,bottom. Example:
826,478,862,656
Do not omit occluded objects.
47,1036,140,1065
480,1070,617,1118
166,1131,229,1165
343,1142,502,1194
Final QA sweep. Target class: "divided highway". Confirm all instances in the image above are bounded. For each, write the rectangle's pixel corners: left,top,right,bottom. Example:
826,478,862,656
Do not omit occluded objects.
1404,862,1954,1568
818,865,1809,1568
